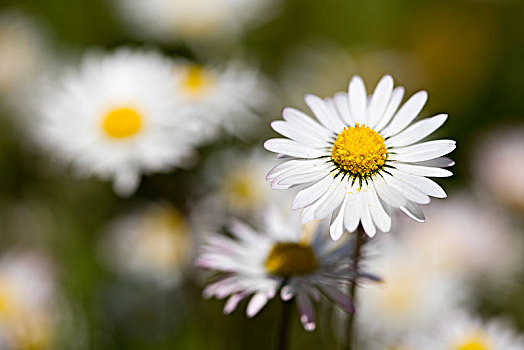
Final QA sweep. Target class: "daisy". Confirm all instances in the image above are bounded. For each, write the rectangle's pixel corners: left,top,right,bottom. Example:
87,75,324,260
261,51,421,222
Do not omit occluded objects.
35,48,197,196
114,0,281,43
173,61,273,143
265,75,455,239
99,204,194,288
412,311,524,350
0,251,57,350
197,207,355,331
473,126,524,212
357,236,465,345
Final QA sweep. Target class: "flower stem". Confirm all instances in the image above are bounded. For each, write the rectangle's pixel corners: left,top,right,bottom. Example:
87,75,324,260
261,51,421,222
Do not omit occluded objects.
276,298,293,350
344,226,366,350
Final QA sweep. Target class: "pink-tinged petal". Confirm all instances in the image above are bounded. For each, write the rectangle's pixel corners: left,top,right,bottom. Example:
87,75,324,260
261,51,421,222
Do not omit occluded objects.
297,292,316,331
224,293,248,314
246,293,269,318
321,286,354,313
280,285,296,301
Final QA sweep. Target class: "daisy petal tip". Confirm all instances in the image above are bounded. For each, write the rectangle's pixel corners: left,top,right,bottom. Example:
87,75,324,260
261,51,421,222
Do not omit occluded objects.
300,316,316,332
329,226,343,241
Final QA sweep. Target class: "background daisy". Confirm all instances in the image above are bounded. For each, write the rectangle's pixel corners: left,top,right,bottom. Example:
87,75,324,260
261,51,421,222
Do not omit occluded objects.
34,48,198,196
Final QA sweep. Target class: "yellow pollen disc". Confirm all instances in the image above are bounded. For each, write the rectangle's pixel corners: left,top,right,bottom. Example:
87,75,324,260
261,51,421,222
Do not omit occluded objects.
265,242,318,277
103,107,142,139
455,337,490,350
331,123,387,177
181,65,214,97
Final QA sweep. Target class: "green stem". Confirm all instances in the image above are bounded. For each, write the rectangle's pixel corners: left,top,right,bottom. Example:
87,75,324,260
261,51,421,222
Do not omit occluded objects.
344,226,366,350
276,298,293,350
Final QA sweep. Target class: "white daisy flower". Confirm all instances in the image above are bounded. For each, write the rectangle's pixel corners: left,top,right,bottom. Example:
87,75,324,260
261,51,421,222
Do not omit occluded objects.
114,0,281,43
0,251,57,350
473,126,524,212
264,75,455,239
173,61,273,142
197,207,354,331
99,204,194,289
412,311,524,350
357,236,465,345
35,48,197,196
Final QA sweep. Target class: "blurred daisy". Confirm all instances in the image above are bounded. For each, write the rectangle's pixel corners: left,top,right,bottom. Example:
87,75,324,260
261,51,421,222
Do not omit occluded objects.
0,11,49,97
35,48,197,196
173,61,273,142
399,195,523,285
99,204,194,288
357,236,464,344
197,207,354,331
114,0,281,43
265,75,455,239
0,252,57,350
473,126,524,212
412,311,524,350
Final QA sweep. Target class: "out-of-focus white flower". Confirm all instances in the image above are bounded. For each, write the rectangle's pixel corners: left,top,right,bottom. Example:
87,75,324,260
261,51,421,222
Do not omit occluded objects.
399,195,523,285
197,207,354,331
0,11,49,97
99,204,194,288
265,75,455,239
473,126,524,212
357,236,465,345
114,0,281,43
408,311,524,350
35,48,198,196
173,61,273,142
0,252,57,350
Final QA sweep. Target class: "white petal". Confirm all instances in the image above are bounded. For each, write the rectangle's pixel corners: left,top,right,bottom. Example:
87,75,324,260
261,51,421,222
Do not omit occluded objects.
292,175,334,210
373,175,408,208
381,91,428,137
343,181,362,232
334,92,353,126
368,182,392,232
312,176,348,219
274,168,330,188
330,196,347,241
320,286,354,313
224,293,247,314
382,171,430,204
113,170,140,197
305,94,345,133
271,121,330,148
385,114,448,148
264,138,327,158
389,162,453,177
389,169,447,198
282,107,333,139
390,140,456,162
413,156,455,168
375,87,405,132
348,76,368,125
246,293,269,318
359,186,376,237
267,159,328,181
400,201,425,222
368,75,394,128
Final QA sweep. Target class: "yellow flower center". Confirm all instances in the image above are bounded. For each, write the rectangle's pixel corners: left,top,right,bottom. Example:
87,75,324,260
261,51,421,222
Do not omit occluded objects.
455,336,490,350
102,107,142,139
265,242,318,277
181,65,214,97
331,124,387,177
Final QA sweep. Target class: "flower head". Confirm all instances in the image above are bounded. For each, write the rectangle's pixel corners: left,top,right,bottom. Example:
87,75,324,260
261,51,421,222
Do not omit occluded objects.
35,48,197,196
197,207,354,331
265,75,455,239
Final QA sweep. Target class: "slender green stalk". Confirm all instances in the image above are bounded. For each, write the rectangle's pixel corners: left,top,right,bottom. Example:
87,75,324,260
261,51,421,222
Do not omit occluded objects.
276,299,293,350
344,226,366,350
